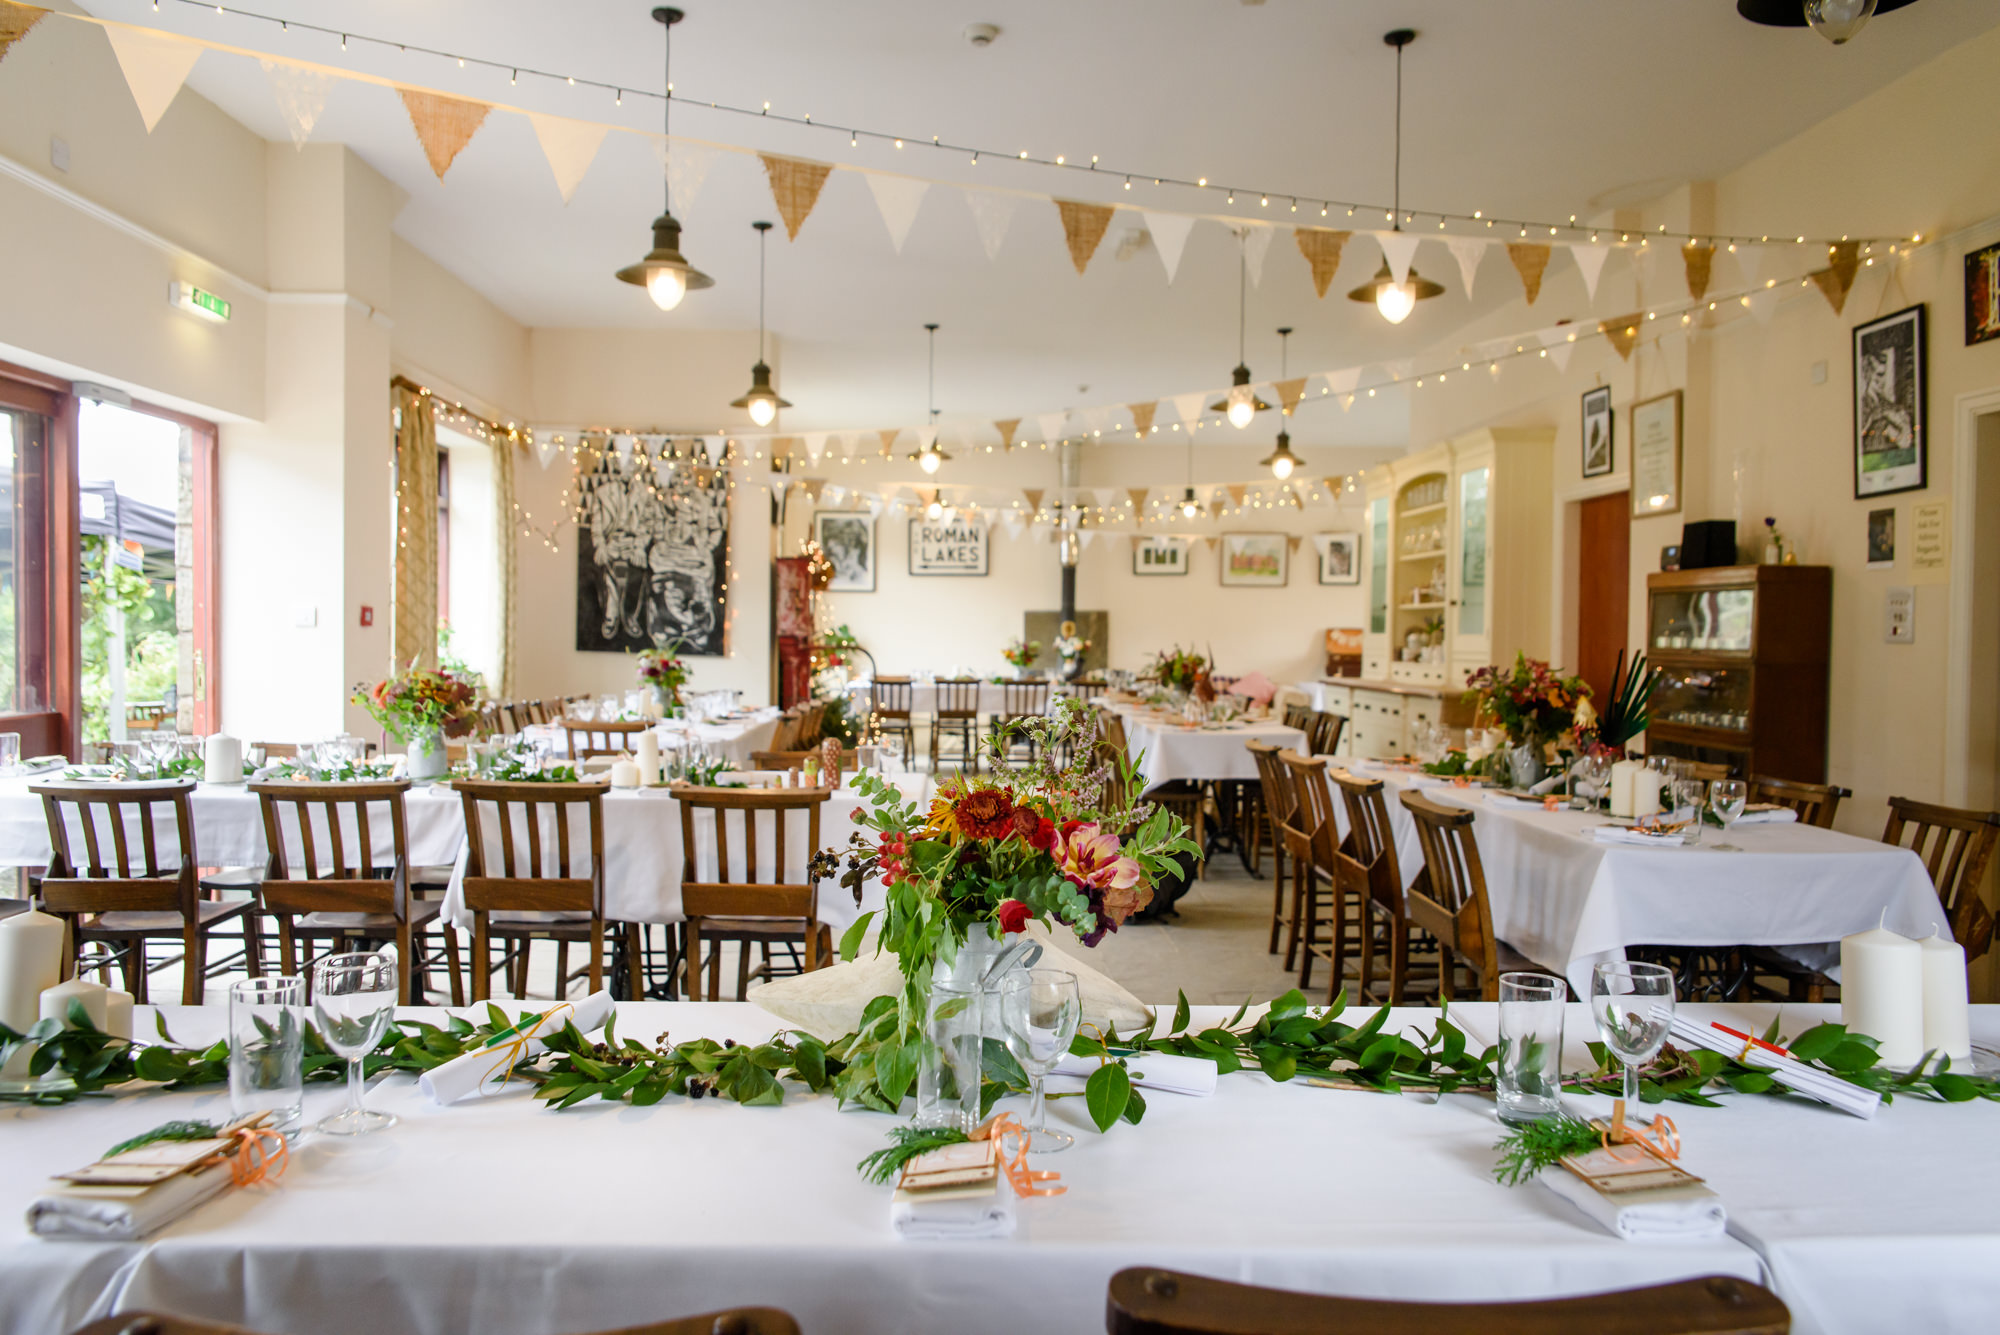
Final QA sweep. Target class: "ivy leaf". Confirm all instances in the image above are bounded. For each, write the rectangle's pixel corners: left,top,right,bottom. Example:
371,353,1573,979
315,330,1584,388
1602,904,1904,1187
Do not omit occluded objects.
1084,1061,1130,1132
1930,1072,1978,1103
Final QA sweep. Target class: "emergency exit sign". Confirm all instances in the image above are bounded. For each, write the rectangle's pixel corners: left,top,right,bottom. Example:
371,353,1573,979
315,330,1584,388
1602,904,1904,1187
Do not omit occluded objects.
169,281,230,323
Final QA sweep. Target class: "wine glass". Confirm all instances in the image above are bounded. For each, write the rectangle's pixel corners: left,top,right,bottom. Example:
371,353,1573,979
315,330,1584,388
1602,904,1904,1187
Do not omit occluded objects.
998,968,1082,1153
1709,778,1748,850
312,952,400,1135
144,728,180,779
1591,960,1676,1125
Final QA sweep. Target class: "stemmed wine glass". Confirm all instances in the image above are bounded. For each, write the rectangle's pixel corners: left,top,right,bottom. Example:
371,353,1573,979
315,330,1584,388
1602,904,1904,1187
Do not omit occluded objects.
1590,960,1676,1125
312,952,400,1135
144,728,180,779
1709,779,1748,850
998,968,1082,1153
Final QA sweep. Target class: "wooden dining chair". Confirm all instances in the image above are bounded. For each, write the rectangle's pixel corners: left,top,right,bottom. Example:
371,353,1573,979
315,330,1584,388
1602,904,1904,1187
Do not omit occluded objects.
990,680,1052,766
32,781,259,1004
1681,759,1734,784
250,779,462,1006
794,702,827,748
1067,680,1108,703
455,779,640,1002
74,1308,804,1335
1330,767,1428,1005
1276,750,1352,1000
1747,776,1851,829
1281,701,1312,732
1399,788,1546,1001
563,717,654,761
1104,1269,1789,1335
1305,710,1346,757
250,742,299,762
678,786,834,1001
1246,741,1298,954
931,677,984,771
1884,796,2000,962
765,709,806,754
867,676,918,758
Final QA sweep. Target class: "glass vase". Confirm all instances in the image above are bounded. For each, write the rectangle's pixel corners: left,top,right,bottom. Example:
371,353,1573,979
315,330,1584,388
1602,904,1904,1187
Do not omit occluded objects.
912,927,1036,1131
403,727,447,780
1506,740,1547,790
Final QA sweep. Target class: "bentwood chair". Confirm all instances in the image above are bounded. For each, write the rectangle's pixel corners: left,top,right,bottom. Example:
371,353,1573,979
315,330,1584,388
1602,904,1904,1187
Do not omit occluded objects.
455,780,639,1002
563,717,653,761
1276,751,1352,1000
1104,1269,1789,1335
866,676,918,759
1246,741,1299,954
678,787,834,1001
1747,776,1850,829
989,680,1052,766
1399,789,1547,1001
1330,767,1431,1005
32,781,259,1004
250,779,462,1006
931,677,984,771
74,1308,805,1335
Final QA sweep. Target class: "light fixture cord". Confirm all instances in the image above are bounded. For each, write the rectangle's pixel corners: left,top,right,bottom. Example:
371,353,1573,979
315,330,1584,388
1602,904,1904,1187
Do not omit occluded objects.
661,20,673,214
927,326,937,423
1391,39,1402,231
758,226,766,360
1237,245,1247,363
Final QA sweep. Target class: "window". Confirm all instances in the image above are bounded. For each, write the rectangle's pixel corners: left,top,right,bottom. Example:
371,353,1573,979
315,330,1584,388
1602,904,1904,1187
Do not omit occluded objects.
437,425,499,691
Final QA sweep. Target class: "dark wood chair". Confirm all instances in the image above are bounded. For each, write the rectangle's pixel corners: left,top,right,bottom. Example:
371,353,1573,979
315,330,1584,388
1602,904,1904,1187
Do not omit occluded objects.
749,748,857,774
1883,796,1999,963
1330,767,1429,1005
1105,1268,1788,1335
1246,741,1298,954
1067,680,1108,703
1276,750,1352,999
931,677,984,771
866,676,917,759
250,780,462,1006
74,1308,803,1335
455,780,639,1002
793,702,827,748
989,680,1052,766
1747,775,1850,829
1281,701,1312,731
678,787,834,1001
32,780,258,1004
563,717,654,761
1305,710,1345,757
1399,788,1545,1001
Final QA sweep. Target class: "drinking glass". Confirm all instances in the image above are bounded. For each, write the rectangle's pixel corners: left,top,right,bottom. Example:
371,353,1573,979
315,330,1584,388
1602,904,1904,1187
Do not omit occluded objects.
598,694,620,720
312,952,399,1135
1709,778,1748,850
1673,776,1706,843
1495,972,1567,1126
879,736,906,774
998,968,1082,1153
108,739,145,779
915,981,982,1135
1590,961,1676,1122
229,976,305,1133
144,729,180,778
0,731,22,775
572,697,598,723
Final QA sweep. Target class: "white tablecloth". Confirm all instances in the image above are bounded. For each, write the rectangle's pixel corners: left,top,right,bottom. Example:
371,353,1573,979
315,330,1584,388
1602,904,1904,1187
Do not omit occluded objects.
525,709,781,769
849,680,1080,718
1113,707,1305,791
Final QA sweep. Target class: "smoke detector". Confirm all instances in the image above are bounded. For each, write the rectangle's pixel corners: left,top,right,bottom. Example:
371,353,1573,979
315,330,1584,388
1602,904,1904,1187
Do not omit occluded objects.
964,22,1000,47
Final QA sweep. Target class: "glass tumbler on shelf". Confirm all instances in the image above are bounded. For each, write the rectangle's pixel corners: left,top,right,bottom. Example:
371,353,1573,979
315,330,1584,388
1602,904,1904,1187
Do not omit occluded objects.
311,952,400,1136
229,975,306,1133
1709,778,1748,850
1590,961,1676,1125
998,968,1083,1153
1495,972,1567,1126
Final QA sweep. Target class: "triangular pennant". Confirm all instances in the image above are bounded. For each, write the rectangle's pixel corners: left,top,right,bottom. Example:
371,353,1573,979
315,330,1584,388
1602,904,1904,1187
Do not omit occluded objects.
917,426,939,451
1295,228,1350,299
1811,241,1863,314
802,478,825,502
611,435,635,468
1446,236,1488,299
259,58,336,149
528,113,608,204
0,4,48,69
1090,487,1116,508
399,87,490,180
1570,244,1610,304
1126,488,1149,514
760,154,834,240
1226,484,1248,507
1734,244,1765,288
1376,231,1421,285
1682,243,1715,302
1004,517,1024,539
1205,535,1222,551
1322,367,1361,396
1287,534,1304,550
104,23,204,133
962,188,1017,261
1507,243,1552,305
1547,340,1575,373
1022,488,1044,514
803,432,828,463
1078,531,1097,552
534,434,558,470
1055,200,1116,275
1747,287,1780,324
1037,411,1068,445
1127,402,1157,437
994,418,1021,450
1170,392,1205,426
1810,268,1853,314
1600,314,1644,361
650,139,719,217
1145,211,1197,283
877,428,900,458
1241,225,1277,286
1274,378,1308,415
865,173,929,253
1339,393,1356,413
706,437,728,466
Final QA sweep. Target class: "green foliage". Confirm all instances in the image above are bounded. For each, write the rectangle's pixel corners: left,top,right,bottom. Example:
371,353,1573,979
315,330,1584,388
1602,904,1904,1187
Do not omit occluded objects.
80,533,178,742
1595,649,1659,749
105,1118,225,1160
1491,1112,1601,1186
857,1124,971,1185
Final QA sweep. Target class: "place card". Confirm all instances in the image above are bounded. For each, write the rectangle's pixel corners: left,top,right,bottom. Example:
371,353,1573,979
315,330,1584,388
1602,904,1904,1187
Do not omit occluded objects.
897,1138,999,1196
1557,1144,1706,1197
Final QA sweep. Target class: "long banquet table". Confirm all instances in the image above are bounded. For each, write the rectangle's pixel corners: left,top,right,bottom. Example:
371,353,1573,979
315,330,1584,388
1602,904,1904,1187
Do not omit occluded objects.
1109,703,1306,792
1,1000,1992,1335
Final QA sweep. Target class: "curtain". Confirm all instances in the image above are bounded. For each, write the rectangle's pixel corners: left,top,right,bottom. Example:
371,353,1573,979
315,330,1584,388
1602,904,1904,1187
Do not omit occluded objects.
491,429,519,698
391,385,439,673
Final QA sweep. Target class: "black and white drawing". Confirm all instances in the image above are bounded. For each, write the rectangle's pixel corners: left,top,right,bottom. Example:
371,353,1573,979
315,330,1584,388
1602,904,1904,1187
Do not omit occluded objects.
814,512,876,592
1853,304,1926,499
575,449,729,655
1581,385,1614,478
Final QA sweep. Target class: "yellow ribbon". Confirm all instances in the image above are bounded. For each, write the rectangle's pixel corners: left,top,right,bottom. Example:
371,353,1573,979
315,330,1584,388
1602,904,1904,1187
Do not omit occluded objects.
477,1000,576,1089
972,1113,1065,1198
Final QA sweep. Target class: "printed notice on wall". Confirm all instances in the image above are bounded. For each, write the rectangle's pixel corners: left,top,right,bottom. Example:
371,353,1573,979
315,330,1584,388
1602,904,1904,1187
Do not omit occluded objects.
908,517,990,576
1910,500,1949,582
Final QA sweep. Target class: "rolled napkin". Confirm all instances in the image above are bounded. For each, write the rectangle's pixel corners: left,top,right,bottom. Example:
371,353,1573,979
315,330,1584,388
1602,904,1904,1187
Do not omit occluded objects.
1537,1164,1727,1243
1592,825,1690,847
28,1162,233,1241
1485,793,1547,810
1051,1050,1218,1097
418,990,616,1105
1734,807,1799,825
890,1163,1017,1241
1528,773,1566,796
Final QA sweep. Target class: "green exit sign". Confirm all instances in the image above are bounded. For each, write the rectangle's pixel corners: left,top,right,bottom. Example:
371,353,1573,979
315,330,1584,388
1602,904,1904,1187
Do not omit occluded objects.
169,281,230,323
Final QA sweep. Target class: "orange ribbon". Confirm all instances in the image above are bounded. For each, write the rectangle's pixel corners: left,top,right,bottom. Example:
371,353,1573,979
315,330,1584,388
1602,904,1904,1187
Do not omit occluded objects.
1599,1110,1680,1165
972,1113,1065,1198
225,1126,288,1186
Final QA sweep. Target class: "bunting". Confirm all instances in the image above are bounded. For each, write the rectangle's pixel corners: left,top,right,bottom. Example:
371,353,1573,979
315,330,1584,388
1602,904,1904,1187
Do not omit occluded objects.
1377,231,1420,285
1055,199,1115,275
1287,534,1304,550
801,478,825,502
1022,488,1044,514
1274,378,1308,415
1507,243,1551,305
399,87,490,179
1571,243,1611,304
761,154,833,240
1226,484,1248,508
962,188,1017,261
1037,411,1067,445
1126,488,1149,515
1144,212,1196,283
1600,314,1644,361
993,418,1020,451
803,432,828,463
1810,242,1862,314
1241,224,1276,286
1682,243,1715,302
1295,228,1350,299
866,173,928,253
652,139,718,217
528,113,608,204
1205,535,1222,551
0,4,46,68
1170,392,1205,427
1446,236,1488,299
259,58,336,149
104,22,204,133
1127,402,1157,437
877,428,900,458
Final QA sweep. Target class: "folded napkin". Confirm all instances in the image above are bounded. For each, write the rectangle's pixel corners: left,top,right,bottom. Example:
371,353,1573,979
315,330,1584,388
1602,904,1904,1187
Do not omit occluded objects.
1485,793,1547,809
890,1166,1017,1241
1735,807,1799,825
1592,826,1689,847
1051,1050,1217,1097
1538,1165,1727,1243
419,990,615,1105
28,1162,232,1241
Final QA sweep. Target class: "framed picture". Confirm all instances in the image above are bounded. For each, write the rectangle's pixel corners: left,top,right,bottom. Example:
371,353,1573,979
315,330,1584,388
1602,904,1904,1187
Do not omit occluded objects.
813,512,875,592
575,452,728,654
1854,303,1927,499
1316,531,1361,585
1220,532,1288,587
1581,385,1614,478
1629,391,1683,519
1131,535,1188,576
1967,241,2000,347
908,515,989,576
1867,507,1896,570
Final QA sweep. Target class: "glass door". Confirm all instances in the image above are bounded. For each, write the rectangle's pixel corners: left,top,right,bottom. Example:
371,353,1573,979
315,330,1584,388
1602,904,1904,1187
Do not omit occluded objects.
1451,464,1491,659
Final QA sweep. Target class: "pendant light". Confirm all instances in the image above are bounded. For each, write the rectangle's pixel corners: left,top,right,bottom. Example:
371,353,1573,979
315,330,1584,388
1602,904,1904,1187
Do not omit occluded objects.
910,323,952,475
1738,0,1914,45
614,7,714,311
1347,30,1443,325
1209,242,1272,428
1259,326,1302,481
730,221,790,426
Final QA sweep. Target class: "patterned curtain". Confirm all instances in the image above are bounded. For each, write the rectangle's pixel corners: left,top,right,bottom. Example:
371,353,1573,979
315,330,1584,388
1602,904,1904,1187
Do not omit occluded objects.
391,385,439,673
491,430,519,698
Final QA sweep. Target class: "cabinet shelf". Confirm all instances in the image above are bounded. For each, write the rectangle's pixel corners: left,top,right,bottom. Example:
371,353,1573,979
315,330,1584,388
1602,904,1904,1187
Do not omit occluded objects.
1398,501,1448,520
1398,549,1446,563
1398,600,1447,611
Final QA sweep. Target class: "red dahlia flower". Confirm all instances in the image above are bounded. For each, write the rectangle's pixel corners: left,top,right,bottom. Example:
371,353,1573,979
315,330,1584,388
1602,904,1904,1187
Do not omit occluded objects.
953,788,1017,840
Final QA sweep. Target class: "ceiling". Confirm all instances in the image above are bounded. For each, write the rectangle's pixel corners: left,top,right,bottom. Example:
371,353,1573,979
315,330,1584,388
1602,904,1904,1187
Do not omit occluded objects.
79,0,1997,440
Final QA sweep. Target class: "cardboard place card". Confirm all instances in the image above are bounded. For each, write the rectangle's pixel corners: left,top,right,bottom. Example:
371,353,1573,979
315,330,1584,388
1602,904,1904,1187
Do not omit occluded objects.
898,1139,999,1195
1559,1145,1706,1197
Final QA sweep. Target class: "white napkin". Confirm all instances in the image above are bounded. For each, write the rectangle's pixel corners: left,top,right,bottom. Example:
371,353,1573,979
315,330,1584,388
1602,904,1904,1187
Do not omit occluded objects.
1736,808,1799,825
1051,1050,1218,1097
1538,1166,1727,1243
418,990,616,1105
28,1163,232,1241
1528,774,1566,796
1592,826,1688,847
1485,793,1546,809
890,1167,1017,1241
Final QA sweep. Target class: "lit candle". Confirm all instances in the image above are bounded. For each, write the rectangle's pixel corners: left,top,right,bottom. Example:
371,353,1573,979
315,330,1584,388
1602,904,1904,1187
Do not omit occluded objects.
1917,932,1973,1062
1840,925,1925,1067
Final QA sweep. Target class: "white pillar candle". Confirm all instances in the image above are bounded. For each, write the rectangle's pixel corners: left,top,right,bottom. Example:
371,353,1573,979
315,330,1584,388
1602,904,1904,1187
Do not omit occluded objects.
0,908,64,1033
634,732,661,785
1918,932,1973,1062
1631,766,1662,820
1840,926,1925,1067
609,761,641,789
39,978,109,1030
104,989,134,1041
203,733,243,784
1609,760,1641,818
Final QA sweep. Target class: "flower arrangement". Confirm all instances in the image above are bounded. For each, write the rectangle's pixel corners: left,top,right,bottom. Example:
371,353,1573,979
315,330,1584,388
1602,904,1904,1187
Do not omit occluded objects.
635,639,689,711
1463,653,1593,752
353,664,480,742
1000,638,1042,670
1140,646,1210,696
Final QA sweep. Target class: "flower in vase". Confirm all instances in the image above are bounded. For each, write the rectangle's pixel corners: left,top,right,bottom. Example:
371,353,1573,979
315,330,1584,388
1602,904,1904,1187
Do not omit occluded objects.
1056,823,1143,900
994,899,1031,935
953,788,1018,840
1010,806,1057,851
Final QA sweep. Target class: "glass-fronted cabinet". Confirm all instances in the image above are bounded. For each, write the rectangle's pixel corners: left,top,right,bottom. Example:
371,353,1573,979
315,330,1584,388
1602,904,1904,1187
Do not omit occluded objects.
1455,465,1489,639
1649,587,1753,653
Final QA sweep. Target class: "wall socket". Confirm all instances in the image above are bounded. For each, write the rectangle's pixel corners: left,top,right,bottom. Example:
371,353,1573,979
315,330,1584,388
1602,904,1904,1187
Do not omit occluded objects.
1810,360,1828,386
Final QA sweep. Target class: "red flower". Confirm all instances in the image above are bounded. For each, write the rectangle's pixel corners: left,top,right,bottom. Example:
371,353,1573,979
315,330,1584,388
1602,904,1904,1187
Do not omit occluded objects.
1060,819,1087,839
1010,807,1057,851
995,899,1030,934
953,788,1017,840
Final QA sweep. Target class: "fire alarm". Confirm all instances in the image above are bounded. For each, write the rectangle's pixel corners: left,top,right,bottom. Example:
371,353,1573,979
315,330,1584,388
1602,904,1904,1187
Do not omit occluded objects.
359,605,374,627
964,22,999,46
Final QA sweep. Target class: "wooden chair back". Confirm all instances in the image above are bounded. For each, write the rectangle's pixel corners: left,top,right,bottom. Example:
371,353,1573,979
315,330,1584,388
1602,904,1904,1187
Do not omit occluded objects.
1329,768,1405,913
1282,702,1312,731
998,680,1051,720
935,678,983,718
868,676,914,721
454,780,608,1000
1306,710,1345,756
795,702,827,747
750,748,857,774
1105,1268,1789,1335
1399,788,1505,999
1246,741,1297,831
1682,759,1733,784
73,1309,804,1335
1067,680,1108,702
1748,776,1850,830
563,717,653,760
766,710,805,752
1883,796,2000,961
678,787,833,992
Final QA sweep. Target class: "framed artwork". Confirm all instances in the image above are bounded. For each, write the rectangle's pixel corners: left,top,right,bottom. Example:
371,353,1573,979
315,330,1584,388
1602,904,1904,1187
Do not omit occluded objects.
1581,385,1614,478
1967,241,2000,347
1629,391,1683,519
908,515,989,576
1316,531,1361,585
1220,532,1288,587
1854,303,1927,499
813,512,875,592
575,451,728,655
1866,507,1896,570
1131,535,1188,576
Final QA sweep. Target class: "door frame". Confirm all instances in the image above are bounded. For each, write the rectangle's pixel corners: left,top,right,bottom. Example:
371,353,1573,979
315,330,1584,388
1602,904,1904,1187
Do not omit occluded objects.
1945,385,2000,807
1551,472,1633,679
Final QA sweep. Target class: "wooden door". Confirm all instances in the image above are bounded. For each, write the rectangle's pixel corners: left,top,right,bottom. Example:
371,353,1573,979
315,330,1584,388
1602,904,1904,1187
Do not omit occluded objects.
1576,492,1630,704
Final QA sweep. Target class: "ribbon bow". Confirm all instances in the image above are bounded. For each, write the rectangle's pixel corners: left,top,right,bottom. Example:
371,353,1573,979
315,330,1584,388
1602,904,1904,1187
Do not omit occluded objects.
478,1000,576,1089
973,1113,1065,1198
225,1125,288,1187
1599,1108,1681,1165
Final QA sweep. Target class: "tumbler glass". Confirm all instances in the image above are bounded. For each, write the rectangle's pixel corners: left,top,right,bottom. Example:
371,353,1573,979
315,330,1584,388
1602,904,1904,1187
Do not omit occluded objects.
1495,972,1567,1126
914,981,983,1136
229,975,306,1133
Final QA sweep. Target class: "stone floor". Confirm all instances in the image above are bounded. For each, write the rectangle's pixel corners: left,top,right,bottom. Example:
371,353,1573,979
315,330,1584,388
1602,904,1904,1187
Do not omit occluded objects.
1083,856,1319,1006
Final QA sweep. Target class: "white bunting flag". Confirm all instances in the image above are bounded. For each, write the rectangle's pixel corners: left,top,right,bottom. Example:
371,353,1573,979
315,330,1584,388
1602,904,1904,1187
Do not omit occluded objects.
1037,411,1068,445
1540,326,1576,372
1090,488,1116,509
1376,231,1421,285
917,426,939,452
1321,367,1360,398
1570,244,1611,305
701,436,726,466
534,434,558,470
866,173,929,253
1144,212,1196,283
529,113,609,204
1747,287,1780,324
962,188,1017,261
1241,224,1277,287
1339,393,1356,413
1003,516,1024,539
803,433,827,463
1078,531,1097,552
651,139,719,218
104,24,203,133
610,435,634,468
259,59,336,149
1446,236,1488,299
1734,245,1765,288
1170,392,1205,427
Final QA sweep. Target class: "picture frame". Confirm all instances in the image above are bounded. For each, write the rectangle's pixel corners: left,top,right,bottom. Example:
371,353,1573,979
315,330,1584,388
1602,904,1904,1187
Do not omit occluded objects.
1866,507,1896,570
1219,532,1288,587
1131,534,1188,576
1629,390,1683,519
1853,303,1927,499
1967,241,2000,347
1316,531,1361,585
812,511,876,592
907,515,989,576
1581,385,1614,478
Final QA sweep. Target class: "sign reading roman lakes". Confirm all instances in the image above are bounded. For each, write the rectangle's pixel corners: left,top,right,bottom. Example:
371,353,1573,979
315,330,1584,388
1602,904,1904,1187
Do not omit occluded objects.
908,516,989,576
